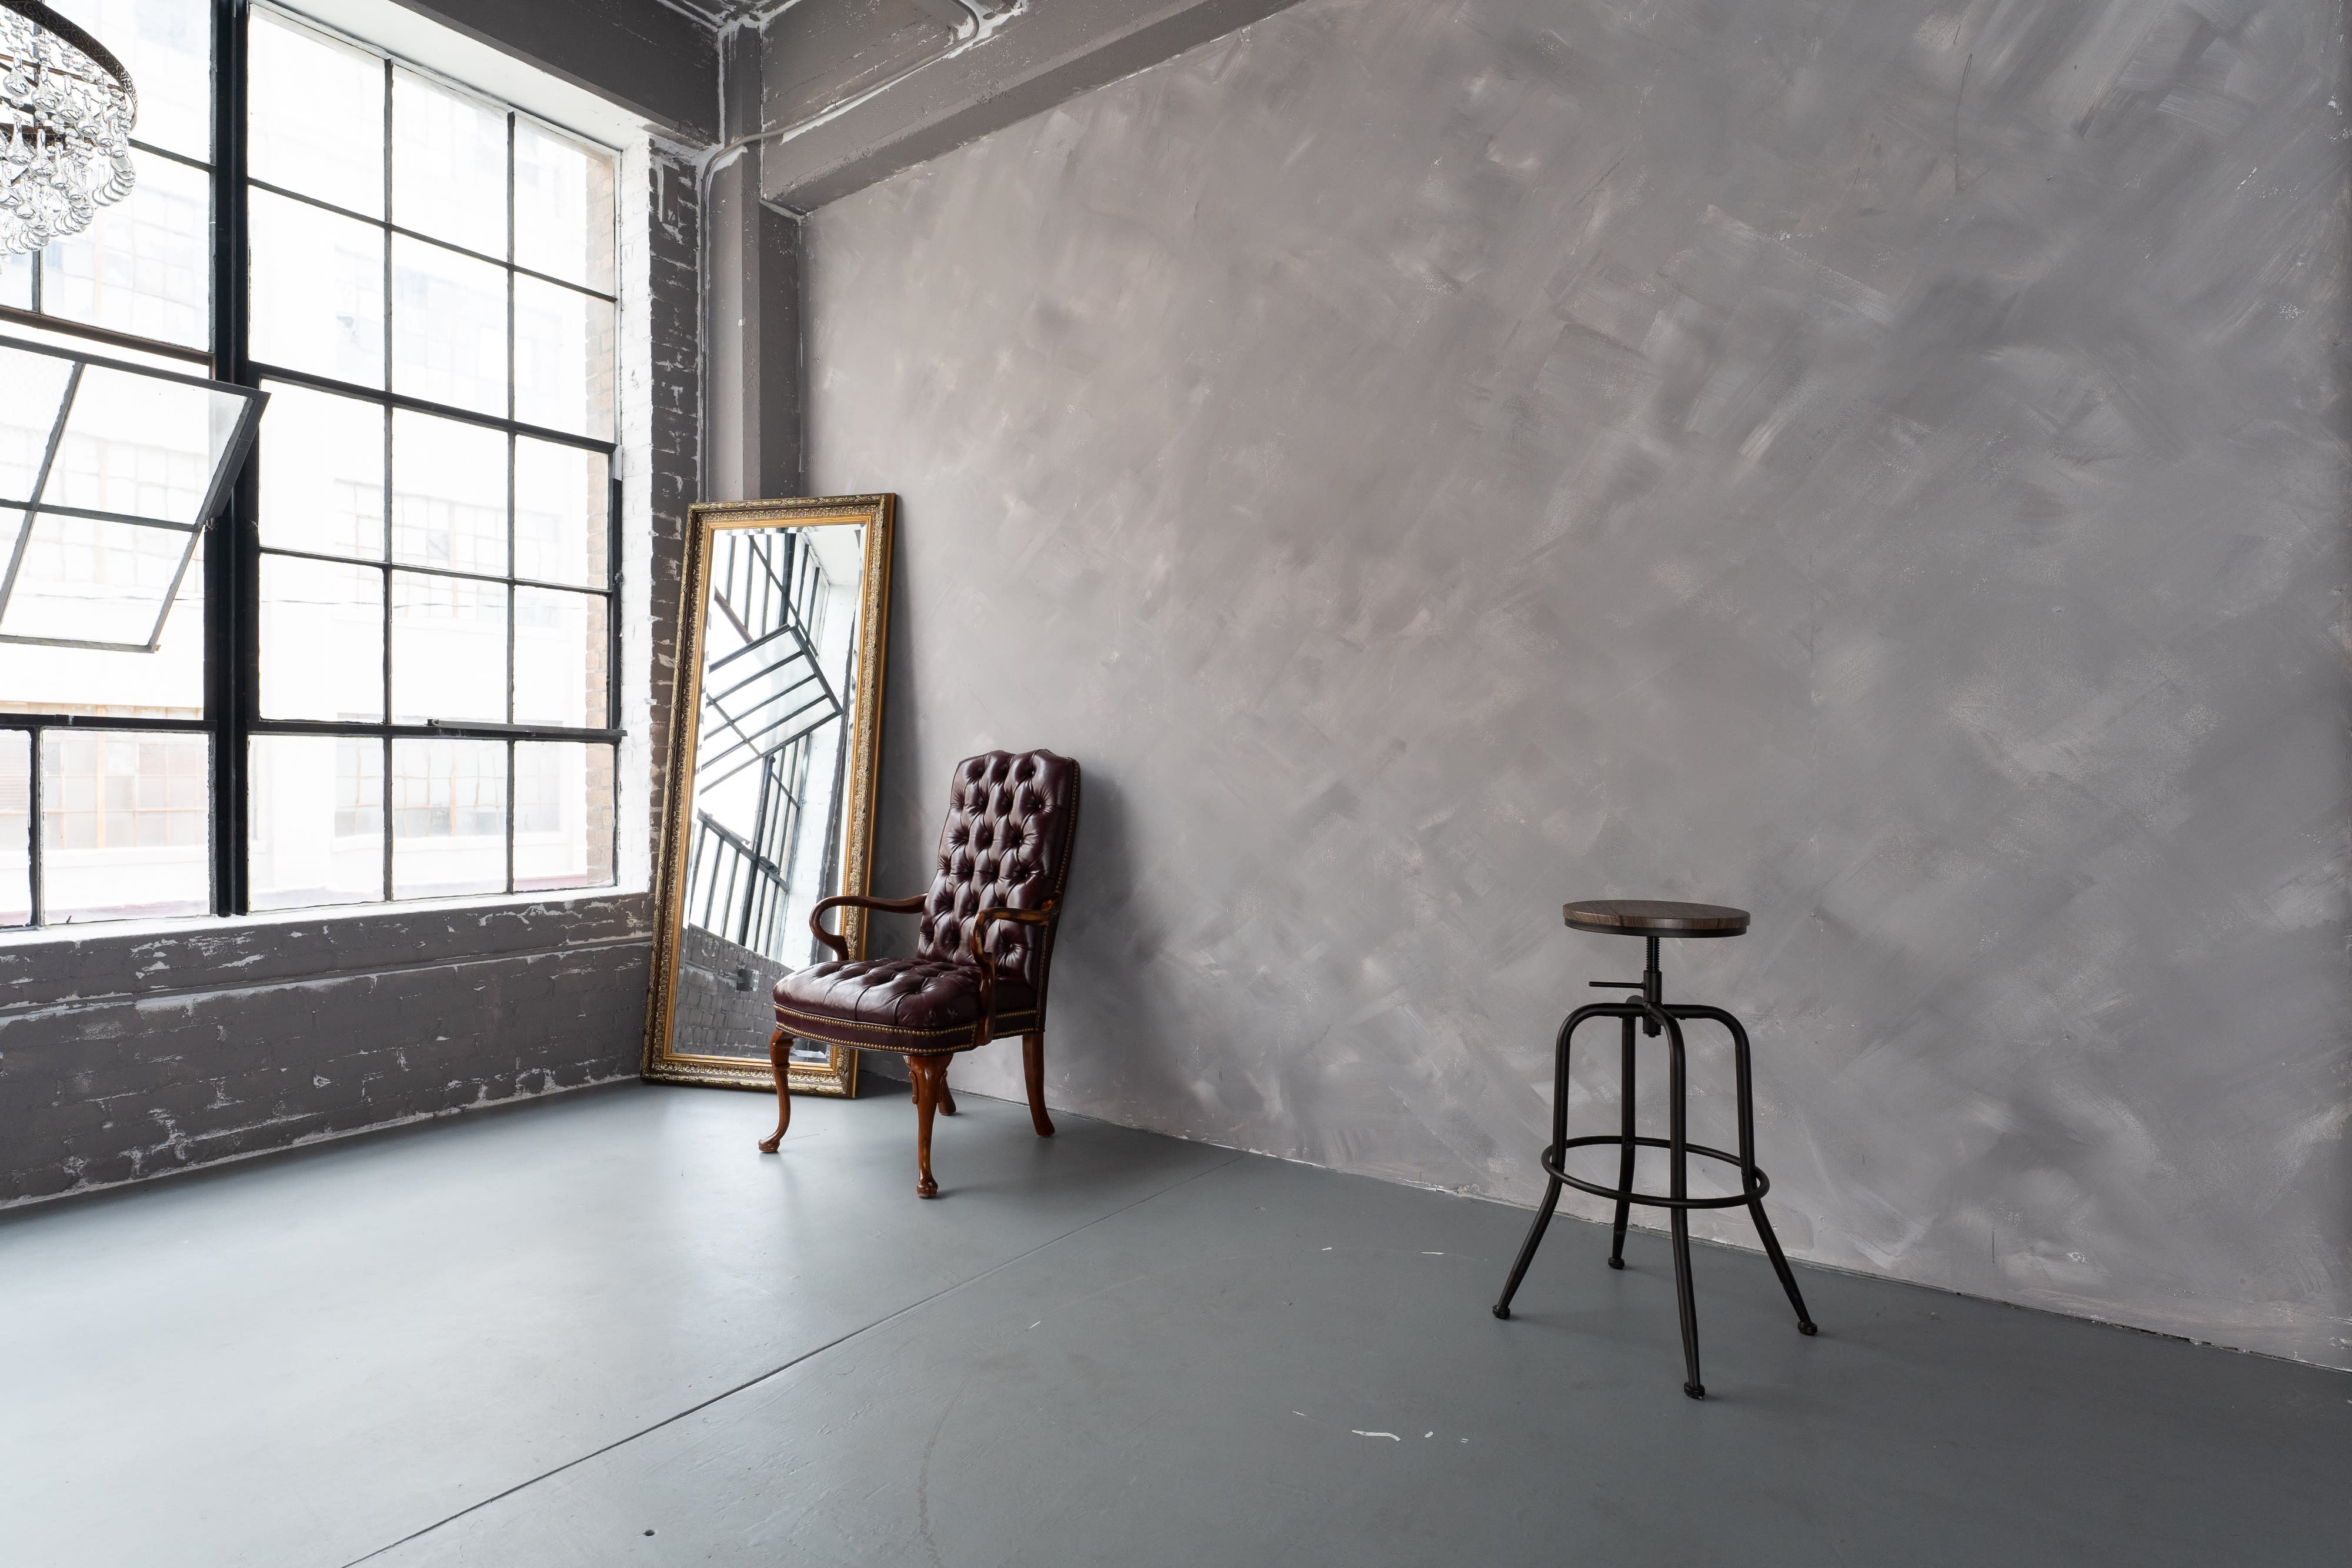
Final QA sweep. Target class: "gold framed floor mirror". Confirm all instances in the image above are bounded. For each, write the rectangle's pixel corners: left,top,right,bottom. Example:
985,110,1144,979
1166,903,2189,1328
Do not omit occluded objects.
643,495,895,1096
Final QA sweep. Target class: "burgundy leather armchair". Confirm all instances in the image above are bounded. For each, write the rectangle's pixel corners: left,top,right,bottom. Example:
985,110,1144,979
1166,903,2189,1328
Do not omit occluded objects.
759,749,1080,1196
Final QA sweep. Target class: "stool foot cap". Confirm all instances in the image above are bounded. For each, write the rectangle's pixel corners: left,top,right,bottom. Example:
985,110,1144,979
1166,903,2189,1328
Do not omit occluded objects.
1798,1321,1818,1336
1683,1383,1706,1400
1491,1304,1511,1320
1606,1256,1625,1270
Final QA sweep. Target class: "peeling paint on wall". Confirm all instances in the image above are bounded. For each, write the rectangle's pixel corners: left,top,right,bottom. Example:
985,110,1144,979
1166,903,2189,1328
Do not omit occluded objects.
808,0,2352,1365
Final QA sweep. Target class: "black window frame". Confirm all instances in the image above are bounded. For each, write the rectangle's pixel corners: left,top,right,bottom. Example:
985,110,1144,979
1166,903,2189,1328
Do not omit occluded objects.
0,0,625,930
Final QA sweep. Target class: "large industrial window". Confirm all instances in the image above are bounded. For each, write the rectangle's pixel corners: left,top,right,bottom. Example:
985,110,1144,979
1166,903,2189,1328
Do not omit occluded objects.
0,1,621,928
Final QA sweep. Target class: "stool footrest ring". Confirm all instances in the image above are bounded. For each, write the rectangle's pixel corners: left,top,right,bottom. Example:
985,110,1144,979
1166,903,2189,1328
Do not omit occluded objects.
1540,1135,1768,1210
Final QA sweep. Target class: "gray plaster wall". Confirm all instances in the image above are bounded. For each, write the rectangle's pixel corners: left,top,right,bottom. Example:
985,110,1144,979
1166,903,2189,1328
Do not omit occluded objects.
806,0,2352,1365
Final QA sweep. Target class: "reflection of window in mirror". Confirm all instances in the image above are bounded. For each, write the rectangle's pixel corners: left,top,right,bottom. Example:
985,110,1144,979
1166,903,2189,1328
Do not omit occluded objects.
675,524,865,1063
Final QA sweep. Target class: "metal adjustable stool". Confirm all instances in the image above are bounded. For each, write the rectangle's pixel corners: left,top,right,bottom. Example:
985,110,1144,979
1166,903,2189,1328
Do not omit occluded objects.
1492,899,1814,1398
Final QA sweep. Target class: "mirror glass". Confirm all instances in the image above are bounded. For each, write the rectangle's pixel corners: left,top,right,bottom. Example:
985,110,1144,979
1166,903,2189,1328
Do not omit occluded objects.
646,498,892,1096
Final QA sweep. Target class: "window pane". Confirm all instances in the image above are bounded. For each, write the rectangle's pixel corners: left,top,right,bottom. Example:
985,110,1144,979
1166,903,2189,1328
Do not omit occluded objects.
391,736,504,898
0,729,28,925
513,275,612,438
0,516,196,646
512,439,605,586
39,729,209,922
52,0,213,163
250,189,385,386
391,410,505,573
0,523,203,715
46,365,246,525
513,121,613,292
250,735,382,909
248,10,385,216
1,251,29,310
513,742,611,892
391,571,505,723
0,347,73,505
392,235,506,416
258,382,385,558
259,556,383,720
40,153,211,351
392,71,506,258
513,587,605,728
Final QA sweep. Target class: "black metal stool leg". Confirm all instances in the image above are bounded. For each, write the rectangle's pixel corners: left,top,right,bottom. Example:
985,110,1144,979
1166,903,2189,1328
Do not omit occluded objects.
1493,1175,1561,1321
1608,1011,1636,1270
1717,1006,1817,1335
1662,1010,1704,1398
1746,1200,1816,1335
1496,1005,1617,1320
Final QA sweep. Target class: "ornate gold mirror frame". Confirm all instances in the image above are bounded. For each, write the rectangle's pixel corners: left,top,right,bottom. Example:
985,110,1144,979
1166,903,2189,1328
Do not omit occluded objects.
643,495,895,1096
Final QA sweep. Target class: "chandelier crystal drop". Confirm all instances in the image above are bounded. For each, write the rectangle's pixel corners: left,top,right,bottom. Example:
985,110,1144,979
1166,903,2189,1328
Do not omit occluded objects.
0,0,136,256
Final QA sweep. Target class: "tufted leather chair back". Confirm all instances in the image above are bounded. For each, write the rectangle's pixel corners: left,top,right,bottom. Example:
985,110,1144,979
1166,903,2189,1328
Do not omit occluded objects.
913,750,1080,992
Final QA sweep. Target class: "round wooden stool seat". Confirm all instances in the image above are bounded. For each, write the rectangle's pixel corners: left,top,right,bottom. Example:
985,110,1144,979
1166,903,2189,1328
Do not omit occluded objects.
1562,898,1749,937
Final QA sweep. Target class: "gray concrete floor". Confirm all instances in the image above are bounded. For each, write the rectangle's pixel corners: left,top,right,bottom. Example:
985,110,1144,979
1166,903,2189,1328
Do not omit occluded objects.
2,1083,2343,1567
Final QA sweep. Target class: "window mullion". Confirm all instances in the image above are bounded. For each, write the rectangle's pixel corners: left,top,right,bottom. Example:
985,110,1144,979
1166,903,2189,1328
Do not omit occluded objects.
211,0,254,918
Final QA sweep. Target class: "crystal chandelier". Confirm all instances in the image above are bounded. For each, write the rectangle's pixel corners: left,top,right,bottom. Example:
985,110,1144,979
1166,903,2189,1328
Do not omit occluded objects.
0,0,136,256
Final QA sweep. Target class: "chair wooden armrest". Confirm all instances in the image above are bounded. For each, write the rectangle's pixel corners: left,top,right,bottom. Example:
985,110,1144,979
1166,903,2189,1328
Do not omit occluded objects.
969,900,1057,1025
809,892,927,959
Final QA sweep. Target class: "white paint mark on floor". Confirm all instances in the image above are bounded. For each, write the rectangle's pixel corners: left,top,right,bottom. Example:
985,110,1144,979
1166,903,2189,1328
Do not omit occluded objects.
1352,1430,1402,1440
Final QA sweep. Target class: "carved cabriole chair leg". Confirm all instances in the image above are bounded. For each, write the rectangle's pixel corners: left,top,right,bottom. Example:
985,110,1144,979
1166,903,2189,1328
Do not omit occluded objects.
1023,1032,1054,1137
938,1061,958,1116
756,1029,792,1153
908,1054,949,1198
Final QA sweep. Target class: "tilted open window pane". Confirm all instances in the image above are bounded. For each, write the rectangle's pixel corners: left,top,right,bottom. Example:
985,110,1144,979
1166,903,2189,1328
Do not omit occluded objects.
0,338,261,657
248,10,385,216
40,730,210,922
391,737,505,898
49,365,248,525
1,252,29,309
0,729,28,926
249,735,383,910
0,348,74,503
392,70,507,259
257,381,387,559
2,516,193,648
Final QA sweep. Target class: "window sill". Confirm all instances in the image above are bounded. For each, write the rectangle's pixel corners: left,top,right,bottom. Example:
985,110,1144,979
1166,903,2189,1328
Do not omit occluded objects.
0,883,650,952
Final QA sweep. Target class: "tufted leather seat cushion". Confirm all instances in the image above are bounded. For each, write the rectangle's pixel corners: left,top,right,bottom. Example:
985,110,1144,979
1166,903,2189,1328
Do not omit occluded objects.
773,957,1039,1055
